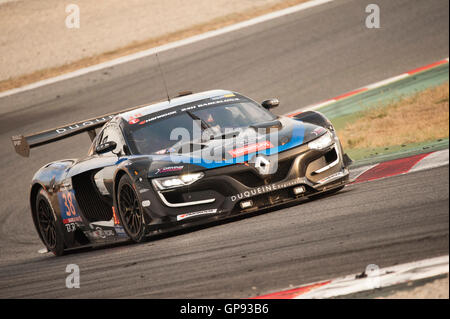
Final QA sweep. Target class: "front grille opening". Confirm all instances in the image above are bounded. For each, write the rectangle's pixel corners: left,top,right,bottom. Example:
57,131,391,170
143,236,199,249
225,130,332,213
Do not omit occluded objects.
307,148,339,177
324,147,338,164
306,149,342,183
267,160,293,184
73,228,90,245
229,171,261,188
229,159,293,188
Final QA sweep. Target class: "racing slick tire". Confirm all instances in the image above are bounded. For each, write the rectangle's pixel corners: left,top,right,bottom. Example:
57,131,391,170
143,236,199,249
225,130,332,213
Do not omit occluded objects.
35,189,65,256
116,174,148,243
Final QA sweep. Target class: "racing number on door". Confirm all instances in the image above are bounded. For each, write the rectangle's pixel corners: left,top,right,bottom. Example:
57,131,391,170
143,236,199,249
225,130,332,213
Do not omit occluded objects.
62,192,76,216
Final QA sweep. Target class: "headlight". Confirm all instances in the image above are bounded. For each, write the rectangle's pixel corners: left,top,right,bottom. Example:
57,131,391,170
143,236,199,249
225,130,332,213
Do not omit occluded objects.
308,131,334,150
152,172,204,190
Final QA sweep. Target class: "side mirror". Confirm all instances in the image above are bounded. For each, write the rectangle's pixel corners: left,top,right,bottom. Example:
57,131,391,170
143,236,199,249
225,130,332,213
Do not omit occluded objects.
261,99,279,109
96,141,117,154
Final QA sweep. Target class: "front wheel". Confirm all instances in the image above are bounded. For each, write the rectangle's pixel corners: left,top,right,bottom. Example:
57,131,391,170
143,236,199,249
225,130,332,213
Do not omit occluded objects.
116,174,148,242
35,189,65,256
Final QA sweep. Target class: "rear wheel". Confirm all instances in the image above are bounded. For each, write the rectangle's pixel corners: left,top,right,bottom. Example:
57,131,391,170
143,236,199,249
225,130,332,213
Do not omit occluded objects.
117,174,147,242
35,189,65,256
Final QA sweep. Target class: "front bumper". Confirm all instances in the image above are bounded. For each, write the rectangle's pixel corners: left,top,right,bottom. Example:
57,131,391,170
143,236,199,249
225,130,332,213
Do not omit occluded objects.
141,136,349,228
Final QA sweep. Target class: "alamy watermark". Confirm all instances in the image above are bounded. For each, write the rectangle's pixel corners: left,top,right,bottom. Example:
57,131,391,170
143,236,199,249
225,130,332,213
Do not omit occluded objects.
365,4,380,29
65,4,80,29
66,264,80,288
364,264,381,289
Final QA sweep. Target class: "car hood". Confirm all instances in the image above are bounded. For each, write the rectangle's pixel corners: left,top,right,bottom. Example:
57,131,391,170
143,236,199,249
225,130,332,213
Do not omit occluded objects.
143,116,327,176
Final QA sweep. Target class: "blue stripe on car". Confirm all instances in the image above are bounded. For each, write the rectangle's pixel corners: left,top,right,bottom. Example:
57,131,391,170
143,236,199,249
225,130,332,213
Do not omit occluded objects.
162,122,305,169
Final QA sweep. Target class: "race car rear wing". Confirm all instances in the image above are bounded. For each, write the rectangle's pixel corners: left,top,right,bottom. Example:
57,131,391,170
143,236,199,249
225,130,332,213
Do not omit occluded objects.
11,92,193,157
10,103,148,157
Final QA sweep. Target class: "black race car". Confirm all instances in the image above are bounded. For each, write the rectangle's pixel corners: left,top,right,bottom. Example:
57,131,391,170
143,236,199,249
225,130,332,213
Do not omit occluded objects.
12,90,351,256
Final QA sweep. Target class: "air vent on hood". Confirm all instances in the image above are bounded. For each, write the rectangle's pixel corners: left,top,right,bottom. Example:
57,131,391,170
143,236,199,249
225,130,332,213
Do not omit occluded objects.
250,120,282,132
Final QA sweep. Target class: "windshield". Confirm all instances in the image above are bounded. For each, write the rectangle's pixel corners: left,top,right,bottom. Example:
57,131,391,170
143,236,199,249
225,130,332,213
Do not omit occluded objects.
126,100,276,155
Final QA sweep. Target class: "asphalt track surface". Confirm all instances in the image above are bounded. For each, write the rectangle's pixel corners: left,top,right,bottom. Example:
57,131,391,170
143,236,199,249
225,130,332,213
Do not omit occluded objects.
0,0,448,298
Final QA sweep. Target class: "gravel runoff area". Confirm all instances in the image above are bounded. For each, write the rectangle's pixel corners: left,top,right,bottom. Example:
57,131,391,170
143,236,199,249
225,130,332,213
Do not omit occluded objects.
0,0,297,84
380,275,449,299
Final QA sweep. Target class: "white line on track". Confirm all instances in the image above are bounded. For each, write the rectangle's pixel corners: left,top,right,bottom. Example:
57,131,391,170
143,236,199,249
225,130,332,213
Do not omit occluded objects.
295,255,449,299
305,99,337,112
287,58,449,116
365,73,409,90
0,0,333,99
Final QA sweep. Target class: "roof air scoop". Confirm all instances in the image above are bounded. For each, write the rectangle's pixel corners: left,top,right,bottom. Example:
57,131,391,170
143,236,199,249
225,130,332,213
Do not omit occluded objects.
177,91,193,97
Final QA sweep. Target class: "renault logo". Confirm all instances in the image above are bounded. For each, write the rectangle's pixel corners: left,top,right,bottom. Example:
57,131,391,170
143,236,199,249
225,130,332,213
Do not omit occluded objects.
254,155,274,176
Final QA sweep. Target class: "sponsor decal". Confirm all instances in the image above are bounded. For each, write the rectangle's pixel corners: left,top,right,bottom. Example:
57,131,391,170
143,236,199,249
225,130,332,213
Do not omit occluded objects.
181,97,241,112
196,97,240,108
142,110,178,124
127,113,142,122
55,115,115,134
228,141,273,158
57,190,83,224
62,216,82,224
231,177,304,202
126,96,243,124
65,223,76,233
155,165,184,175
177,209,218,221
90,227,115,239
114,226,128,238
312,127,327,136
